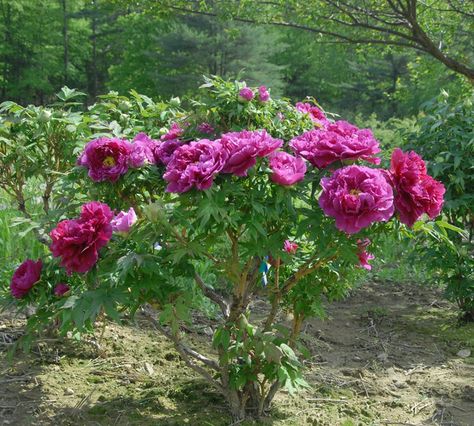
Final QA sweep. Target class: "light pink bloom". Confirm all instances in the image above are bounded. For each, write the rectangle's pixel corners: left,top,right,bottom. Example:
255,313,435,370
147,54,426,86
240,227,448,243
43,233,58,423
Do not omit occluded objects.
295,102,329,126
357,239,375,270
283,240,298,254
111,207,137,234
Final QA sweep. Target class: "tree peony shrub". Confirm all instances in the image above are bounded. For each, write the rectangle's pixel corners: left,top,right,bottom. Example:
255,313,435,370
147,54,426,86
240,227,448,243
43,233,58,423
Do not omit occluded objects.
4,76,451,421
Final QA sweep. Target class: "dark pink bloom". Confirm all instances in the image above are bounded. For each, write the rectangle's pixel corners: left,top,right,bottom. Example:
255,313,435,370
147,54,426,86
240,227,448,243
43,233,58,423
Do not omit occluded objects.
389,148,445,227
295,102,329,126
163,139,228,193
269,151,306,186
111,207,137,233
77,137,132,182
50,202,113,274
258,86,270,102
54,283,70,296
161,123,183,141
220,130,283,176
283,240,298,254
319,165,394,234
129,133,159,167
10,259,42,299
239,87,254,102
290,121,381,169
357,239,375,270
197,122,214,134
154,139,183,165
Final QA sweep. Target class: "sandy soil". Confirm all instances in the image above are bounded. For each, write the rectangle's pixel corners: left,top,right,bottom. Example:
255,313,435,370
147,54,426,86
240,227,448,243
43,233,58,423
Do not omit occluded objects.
1,280,473,425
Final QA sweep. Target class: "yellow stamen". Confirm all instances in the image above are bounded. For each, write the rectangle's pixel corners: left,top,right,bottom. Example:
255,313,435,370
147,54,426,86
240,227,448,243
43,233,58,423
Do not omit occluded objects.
103,156,116,167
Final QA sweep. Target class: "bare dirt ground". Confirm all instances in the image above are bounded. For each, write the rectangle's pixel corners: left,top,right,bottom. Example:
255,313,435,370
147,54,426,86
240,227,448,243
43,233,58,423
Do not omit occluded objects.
1,280,473,425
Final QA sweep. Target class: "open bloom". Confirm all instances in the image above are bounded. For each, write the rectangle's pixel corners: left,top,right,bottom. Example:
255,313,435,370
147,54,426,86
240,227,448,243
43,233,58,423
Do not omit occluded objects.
111,207,137,234
357,239,375,270
54,283,70,296
220,130,283,176
239,87,254,101
284,240,298,254
50,202,113,274
78,137,131,182
163,139,228,192
389,148,445,227
129,133,159,167
295,102,329,126
10,259,43,299
258,86,270,102
269,151,306,186
319,165,394,234
161,123,183,141
290,121,381,169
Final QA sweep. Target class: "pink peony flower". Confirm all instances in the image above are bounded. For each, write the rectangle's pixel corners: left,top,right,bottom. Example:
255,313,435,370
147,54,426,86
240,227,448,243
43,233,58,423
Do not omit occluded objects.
290,121,381,169
283,240,298,254
161,123,183,141
319,165,394,234
154,139,183,166
111,207,137,233
50,202,113,274
269,151,306,186
295,102,329,126
238,87,254,102
10,259,42,299
220,130,283,176
276,112,285,121
163,139,228,193
389,148,445,227
54,283,70,296
357,239,375,270
77,137,132,182
197,122,214,134
129,133,159,168
258,86,270,102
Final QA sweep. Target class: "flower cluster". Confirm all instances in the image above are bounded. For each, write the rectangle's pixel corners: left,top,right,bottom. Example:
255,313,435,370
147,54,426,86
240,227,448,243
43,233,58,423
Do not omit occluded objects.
389,148,445,227
238,85,270,102
50,201,114,274
290,121,380,169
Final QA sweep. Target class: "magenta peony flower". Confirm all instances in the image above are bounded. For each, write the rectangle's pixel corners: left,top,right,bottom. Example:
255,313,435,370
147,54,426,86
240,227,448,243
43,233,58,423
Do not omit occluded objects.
197,122,214,134
238,87,254,102
77,137,132,182
154,139,183,166
161,123,184,141
129,133,159,168
357,239,375,270
290,121,381,169
10,259,42,299
220,130,283,176
295,102,329,126
283,240,298,254
50,202,113,274
389,148,445,227
258,86,270,102
319,165,394,234
269,151,306,186
163,139,228,193
111,207,137,234
54,283,70,296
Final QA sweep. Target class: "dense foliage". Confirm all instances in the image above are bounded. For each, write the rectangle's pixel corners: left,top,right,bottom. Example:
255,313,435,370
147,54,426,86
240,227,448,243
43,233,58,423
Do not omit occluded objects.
1,77,455,420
